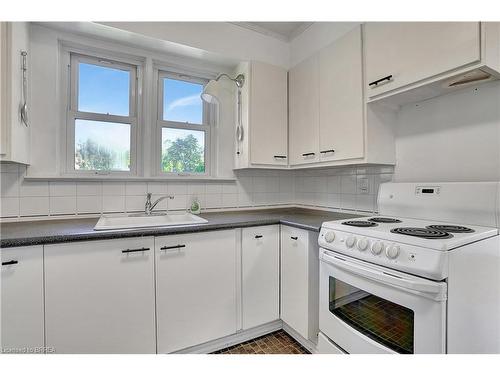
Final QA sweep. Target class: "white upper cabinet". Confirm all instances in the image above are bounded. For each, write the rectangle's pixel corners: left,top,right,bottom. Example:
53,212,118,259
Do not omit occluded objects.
44,238,156,353
319,26,364,162
241,225,280,330
235,61,288,169
1,246,44,352
289,54,320,166
0,22,30,164
365,22,481,99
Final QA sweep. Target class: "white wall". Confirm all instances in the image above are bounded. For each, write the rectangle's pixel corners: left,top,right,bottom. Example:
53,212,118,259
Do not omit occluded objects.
99,22,291,68
290,22,360,67
394,81,500,182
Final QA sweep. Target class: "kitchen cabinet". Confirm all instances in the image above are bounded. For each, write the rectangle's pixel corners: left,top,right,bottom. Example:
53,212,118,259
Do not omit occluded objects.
156,230,237,353
1,246,44,352
289,54,320,165
319,25,364,162
44,237,156,353
365,22,481,99
288,26,395,168
0,22,30,164
280,225,319,342
241,225,279,330
235,61,288,169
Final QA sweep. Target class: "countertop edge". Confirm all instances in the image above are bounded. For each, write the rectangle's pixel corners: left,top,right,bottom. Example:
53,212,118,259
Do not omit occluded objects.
0,218,322,249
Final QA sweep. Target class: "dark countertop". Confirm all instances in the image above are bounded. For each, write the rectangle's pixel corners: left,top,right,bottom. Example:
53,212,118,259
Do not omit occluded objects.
0,207,364,248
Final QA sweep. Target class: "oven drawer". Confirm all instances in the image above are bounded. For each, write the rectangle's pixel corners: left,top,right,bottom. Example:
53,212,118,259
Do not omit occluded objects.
319,249,446,354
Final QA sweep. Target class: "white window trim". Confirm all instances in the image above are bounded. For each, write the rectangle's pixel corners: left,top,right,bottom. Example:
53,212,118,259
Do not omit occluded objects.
63,50,141,176
155,70,213,177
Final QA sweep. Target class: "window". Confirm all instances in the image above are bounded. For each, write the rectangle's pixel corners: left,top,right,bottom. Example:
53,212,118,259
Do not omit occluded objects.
157,72,210,175
67,53,138,174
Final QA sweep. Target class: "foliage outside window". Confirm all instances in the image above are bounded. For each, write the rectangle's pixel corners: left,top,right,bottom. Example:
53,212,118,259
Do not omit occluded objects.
158,73,209,175
68,53,138,174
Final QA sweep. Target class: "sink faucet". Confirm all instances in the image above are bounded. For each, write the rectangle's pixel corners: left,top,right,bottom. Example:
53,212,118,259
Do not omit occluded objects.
144,193,174,215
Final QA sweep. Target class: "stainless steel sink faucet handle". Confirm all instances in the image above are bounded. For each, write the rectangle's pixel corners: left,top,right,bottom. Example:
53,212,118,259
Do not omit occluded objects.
144,193,174,215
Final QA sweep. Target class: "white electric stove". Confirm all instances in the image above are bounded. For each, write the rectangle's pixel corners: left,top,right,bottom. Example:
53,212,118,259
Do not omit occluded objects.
318,182,500,354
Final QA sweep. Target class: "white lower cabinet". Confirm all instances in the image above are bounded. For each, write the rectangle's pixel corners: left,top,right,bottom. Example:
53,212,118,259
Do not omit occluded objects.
155,230,238,353
241,225,279,330
280,225,319,343
1,246,44,352
44,237,156,353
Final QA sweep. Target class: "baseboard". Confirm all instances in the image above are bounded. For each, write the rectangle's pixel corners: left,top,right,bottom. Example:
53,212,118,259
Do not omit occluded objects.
282,322,318,354
171,320,283,354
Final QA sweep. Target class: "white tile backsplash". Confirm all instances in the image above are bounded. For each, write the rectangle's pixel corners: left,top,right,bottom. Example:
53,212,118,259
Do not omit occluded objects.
102,182,126,196
20,196,49,216
50,196,77,215
77,195,102,214
0,166,393,219
49,181,76,197
20,180,49,197
77,182,102,196
0,197,19,217
125,182,148,196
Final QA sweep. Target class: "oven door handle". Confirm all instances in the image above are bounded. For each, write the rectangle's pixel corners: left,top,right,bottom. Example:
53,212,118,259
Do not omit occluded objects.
321,252,445,295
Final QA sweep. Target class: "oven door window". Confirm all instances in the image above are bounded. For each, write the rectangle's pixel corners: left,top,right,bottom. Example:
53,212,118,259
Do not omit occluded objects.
329,277,414,354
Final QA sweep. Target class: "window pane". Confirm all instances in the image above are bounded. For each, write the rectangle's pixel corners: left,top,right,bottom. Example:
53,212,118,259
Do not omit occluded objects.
78,62,130,116
75,119,131,171
161,128,205,173
163,78,203,124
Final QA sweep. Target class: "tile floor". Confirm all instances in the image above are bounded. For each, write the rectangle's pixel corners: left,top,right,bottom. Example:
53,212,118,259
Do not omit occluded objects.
211,330,310,354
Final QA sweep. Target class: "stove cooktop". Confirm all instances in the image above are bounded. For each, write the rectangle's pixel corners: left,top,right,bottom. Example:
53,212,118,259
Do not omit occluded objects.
324,216,498,251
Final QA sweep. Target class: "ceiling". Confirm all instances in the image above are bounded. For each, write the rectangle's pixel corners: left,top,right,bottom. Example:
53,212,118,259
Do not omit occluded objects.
231,22,313,42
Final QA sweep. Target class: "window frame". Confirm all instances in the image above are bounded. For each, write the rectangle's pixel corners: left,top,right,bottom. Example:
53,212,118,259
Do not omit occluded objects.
66,52,139,176
156,70,212,177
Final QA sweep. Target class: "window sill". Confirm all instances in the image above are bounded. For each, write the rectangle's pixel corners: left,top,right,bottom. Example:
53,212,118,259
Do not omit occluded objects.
23,175,237,182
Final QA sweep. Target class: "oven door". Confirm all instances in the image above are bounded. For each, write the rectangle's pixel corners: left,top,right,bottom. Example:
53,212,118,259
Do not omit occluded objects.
319,249,447,354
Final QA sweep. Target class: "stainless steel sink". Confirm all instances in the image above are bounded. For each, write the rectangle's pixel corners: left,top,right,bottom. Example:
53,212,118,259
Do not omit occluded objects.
94,212,208,231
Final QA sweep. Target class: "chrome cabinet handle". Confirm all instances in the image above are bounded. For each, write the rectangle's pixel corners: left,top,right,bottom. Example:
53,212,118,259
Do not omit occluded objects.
369,74,393,87
2,260,18,266
122,247,150,254
160,244,186,251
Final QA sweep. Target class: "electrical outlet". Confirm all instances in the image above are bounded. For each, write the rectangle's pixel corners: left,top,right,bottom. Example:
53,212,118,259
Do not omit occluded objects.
357,177,369,194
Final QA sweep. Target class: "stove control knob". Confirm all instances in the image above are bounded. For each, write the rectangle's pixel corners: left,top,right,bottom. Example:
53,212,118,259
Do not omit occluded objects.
324,231,335,243
386,244,400,259
346,236,357,248
357,238,369,251
371,241,384,255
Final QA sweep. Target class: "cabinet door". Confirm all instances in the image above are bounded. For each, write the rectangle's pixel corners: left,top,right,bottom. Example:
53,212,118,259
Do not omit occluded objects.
1,246,44,352
280,226,309,338
319,26,364,162
365,22,480,97
249,61,288,166
242,225,279,330
289,54,320,165
44,238,156,353
156,230,237,353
